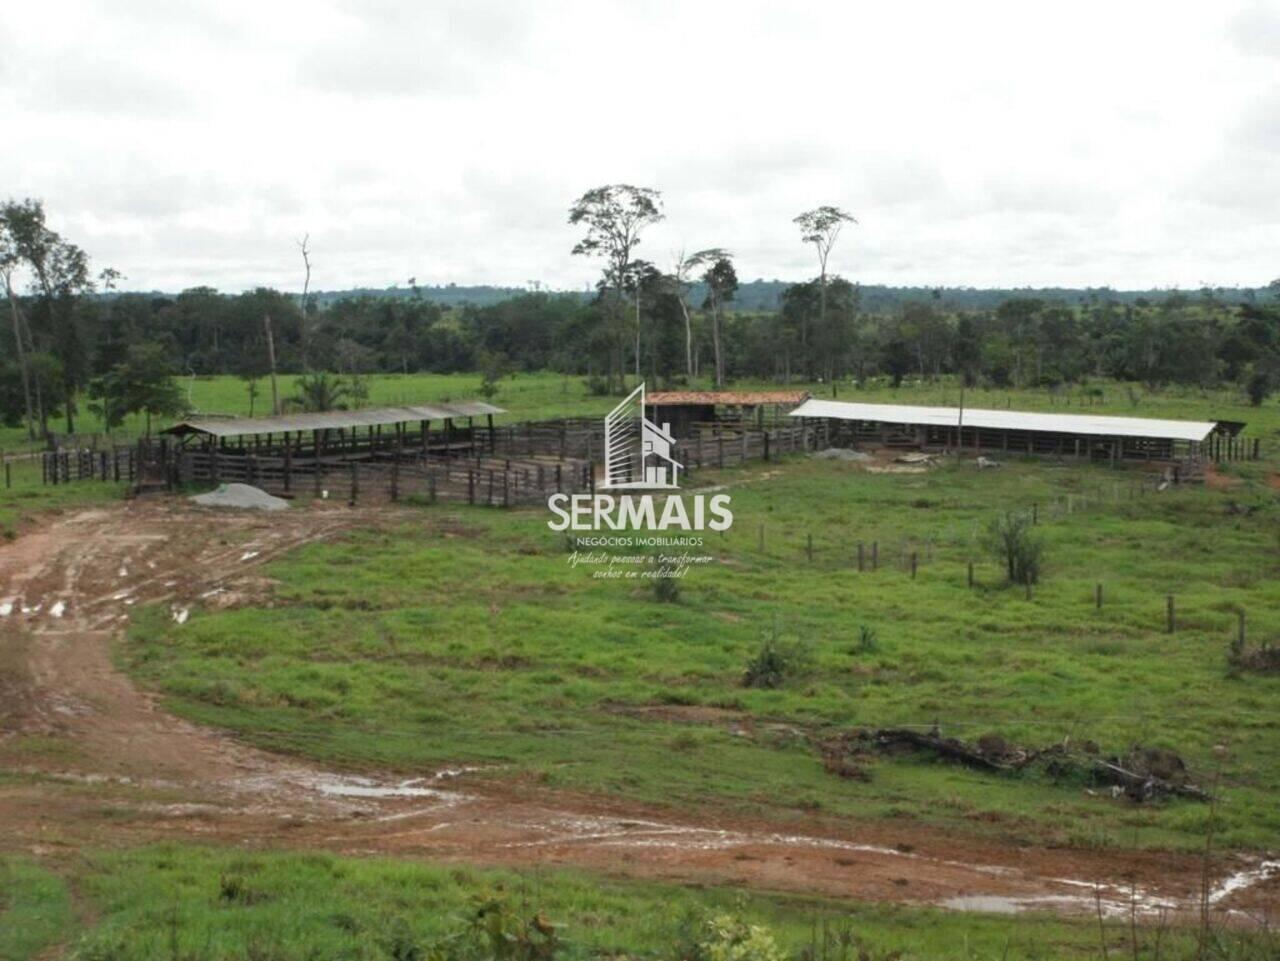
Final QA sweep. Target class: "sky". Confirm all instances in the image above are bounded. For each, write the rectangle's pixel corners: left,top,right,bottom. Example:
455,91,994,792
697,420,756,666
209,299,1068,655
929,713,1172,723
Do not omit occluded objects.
2,0,1279,294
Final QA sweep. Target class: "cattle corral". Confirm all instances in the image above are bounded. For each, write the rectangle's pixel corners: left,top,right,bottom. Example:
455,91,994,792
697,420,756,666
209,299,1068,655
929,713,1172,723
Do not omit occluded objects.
36,397,825,503
36,391,1259,502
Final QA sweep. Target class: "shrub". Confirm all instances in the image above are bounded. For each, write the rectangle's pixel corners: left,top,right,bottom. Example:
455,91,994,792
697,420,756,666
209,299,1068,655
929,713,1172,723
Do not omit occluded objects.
695,913,787,961
1246,369,1273,407
984,511,1043,585
853,624,878,655
649,553,681,603
742,633,810,689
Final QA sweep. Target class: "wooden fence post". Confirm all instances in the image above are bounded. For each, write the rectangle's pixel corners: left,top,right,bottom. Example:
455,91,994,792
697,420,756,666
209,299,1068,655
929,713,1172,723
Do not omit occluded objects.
1166,594,1175,633
1238,609,1246,648
967,561,974,588
1095,583,1103,610
910,552,917,579
806,533,813,562
871,541,878,570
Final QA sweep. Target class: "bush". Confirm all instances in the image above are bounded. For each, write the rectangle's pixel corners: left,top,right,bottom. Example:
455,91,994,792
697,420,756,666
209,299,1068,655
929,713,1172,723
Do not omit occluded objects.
742,629,810,689
695,913,787,961
649,553,681,603
984,511,1043,585
1246,369,1273,407
853,624,878,654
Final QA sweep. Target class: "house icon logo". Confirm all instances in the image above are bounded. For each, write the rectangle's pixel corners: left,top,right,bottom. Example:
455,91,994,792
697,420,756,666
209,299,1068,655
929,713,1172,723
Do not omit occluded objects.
603,383,682,489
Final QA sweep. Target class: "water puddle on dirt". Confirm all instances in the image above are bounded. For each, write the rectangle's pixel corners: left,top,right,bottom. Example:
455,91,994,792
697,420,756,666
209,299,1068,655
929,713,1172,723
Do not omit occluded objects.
1210,859,1280,904
305,767,489,801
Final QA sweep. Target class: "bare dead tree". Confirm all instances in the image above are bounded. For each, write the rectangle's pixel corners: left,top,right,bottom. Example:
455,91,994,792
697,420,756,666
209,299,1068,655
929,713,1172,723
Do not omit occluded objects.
298,234,312,369
263,313,280,415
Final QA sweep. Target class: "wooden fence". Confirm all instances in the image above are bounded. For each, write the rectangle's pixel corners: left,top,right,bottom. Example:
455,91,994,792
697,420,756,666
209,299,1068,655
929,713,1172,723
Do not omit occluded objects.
37,421,824,505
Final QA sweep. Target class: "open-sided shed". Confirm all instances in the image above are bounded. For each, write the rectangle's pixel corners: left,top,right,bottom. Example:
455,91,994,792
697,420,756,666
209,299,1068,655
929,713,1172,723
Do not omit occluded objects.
162,401,506,458
644,390,810,438
789,399,1233,463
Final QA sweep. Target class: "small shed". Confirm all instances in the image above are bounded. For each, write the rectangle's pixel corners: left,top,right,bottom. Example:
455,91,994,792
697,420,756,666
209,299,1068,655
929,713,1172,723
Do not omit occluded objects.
643,390,811,438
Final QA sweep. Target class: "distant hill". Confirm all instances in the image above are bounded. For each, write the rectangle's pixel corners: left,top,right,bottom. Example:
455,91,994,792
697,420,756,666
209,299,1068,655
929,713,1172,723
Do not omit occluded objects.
112,280,1276,312
312,281,1276,312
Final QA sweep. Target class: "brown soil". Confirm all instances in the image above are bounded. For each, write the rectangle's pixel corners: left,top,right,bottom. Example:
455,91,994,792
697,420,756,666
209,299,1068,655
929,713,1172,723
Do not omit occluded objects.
0,499,1275,923
1204,466,1242,490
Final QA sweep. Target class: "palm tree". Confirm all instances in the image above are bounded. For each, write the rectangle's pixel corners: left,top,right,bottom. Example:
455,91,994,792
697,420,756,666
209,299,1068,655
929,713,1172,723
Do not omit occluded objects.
288,371,351,412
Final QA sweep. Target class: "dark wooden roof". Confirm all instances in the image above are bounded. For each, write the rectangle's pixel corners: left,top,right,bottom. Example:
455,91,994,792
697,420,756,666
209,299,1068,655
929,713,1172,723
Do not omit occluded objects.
161,402,505,438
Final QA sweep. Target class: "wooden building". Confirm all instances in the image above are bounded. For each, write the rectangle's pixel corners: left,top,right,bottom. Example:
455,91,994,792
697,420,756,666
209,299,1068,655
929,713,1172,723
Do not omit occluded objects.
643,390,810,438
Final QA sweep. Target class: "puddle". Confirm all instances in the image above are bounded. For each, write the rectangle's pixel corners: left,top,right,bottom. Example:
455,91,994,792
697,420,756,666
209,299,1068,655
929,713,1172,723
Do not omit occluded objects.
312,775,455,799
1210,859,1280,904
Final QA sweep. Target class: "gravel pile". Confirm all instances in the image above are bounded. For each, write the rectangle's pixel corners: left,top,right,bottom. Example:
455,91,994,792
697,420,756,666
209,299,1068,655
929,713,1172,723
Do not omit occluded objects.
191,483,290,511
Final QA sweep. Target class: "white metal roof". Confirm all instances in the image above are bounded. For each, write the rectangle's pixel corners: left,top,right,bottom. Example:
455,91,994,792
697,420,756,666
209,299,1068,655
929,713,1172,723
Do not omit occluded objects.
789,399,1218,442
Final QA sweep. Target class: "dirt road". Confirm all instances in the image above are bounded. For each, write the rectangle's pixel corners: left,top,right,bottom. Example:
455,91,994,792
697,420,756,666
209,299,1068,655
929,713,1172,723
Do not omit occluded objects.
0,500,1275,921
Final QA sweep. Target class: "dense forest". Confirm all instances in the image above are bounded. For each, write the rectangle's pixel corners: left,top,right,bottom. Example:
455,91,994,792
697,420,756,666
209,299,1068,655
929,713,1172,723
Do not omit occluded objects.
3,193,1279,441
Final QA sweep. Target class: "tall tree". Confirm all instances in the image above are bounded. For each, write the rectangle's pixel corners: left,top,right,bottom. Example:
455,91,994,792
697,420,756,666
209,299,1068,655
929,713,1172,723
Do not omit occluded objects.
702,256,738,387
670,248,728,378
2,199,96,435
568,185,664,391
0,203,36,438
794,205,857,375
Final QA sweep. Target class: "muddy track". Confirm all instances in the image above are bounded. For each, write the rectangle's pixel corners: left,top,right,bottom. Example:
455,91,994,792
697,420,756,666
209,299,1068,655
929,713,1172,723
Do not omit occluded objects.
0,500,1275,922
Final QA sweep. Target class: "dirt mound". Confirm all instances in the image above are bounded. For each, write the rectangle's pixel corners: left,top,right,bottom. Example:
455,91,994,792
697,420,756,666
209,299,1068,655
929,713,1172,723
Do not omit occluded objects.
192,483,290,511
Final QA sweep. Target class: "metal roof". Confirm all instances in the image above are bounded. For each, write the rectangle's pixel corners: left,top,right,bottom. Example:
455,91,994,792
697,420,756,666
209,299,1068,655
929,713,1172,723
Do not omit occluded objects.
646,390,810,406
162,401,506,438
789,399,1220,442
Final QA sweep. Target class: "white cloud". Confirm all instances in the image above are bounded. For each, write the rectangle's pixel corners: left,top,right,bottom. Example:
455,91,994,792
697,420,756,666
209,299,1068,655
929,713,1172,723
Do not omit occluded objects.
1,0,1277,291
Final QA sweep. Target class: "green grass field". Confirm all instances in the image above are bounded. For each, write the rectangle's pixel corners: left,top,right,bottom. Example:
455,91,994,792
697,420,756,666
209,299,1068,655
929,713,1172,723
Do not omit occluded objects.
4,845,1273,961
117,380,1280,853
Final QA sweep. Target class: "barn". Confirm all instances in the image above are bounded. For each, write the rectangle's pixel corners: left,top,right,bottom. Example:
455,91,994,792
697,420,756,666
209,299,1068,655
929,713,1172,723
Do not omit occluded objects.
643,390,810,438
788,399,1242,463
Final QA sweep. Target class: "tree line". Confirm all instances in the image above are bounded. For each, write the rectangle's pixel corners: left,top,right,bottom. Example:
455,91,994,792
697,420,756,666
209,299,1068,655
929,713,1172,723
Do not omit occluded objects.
3,193,1278,441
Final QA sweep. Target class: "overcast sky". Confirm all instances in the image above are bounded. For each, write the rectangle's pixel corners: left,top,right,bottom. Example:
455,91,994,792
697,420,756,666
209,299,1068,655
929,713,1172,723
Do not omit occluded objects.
3,1,1278,293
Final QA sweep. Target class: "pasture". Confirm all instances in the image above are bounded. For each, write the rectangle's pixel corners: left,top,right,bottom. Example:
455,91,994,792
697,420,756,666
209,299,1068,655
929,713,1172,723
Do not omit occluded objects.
116,381,1280,853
